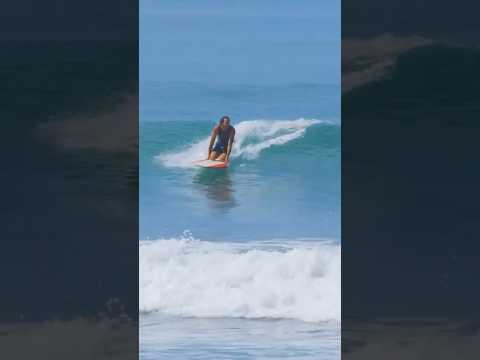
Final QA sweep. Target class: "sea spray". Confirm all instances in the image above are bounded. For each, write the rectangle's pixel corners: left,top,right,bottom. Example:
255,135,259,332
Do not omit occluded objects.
155,118,325,168
139,235,340,323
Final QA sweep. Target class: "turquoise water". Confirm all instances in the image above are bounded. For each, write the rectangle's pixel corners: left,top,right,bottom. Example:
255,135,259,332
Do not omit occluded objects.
140,116,339,241
140,0,340,358
139,84,340,359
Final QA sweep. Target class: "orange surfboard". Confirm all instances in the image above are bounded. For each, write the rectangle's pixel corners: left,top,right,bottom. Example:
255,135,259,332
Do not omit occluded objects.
195,160,230,168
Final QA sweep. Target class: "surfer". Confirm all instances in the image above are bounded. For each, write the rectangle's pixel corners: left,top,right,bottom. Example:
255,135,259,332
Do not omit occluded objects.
208,116,235,162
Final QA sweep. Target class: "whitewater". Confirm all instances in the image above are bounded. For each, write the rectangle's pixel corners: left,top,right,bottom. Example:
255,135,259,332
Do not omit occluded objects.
140,98,340,360
155,118,327,168
140,0,340,356
140,116,340,359
140,234,340,323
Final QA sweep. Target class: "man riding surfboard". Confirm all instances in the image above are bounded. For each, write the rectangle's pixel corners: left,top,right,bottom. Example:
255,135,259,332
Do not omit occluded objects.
208,116,235,163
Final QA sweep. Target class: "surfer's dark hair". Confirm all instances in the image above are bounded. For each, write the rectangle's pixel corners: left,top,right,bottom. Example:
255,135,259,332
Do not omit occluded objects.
219,116,230,125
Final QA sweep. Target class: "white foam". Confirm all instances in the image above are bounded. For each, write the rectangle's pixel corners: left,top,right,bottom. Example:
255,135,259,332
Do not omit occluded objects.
139,235,340,323
155,118,323,168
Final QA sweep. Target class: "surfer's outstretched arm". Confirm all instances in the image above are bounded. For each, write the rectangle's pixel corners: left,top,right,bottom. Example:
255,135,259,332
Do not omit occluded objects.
225,128,235,161
208,126,218,158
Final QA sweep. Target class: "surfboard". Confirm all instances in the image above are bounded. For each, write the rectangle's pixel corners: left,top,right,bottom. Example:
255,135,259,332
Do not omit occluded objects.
195,159,230,168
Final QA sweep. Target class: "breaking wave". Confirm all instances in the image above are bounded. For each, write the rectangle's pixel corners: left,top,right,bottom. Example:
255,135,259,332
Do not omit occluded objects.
139,234,340,323
155,118,325,168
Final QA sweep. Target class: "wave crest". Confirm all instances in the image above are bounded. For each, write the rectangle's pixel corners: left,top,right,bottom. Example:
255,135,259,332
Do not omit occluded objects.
155,118,324,168
139,235,340,323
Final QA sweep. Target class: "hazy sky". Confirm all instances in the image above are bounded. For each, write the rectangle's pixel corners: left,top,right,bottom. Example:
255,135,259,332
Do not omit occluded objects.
140,0,341,85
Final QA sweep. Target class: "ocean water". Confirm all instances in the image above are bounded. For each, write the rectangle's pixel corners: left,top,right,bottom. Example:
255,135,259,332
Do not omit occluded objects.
140,0,340,358
139,89,340,359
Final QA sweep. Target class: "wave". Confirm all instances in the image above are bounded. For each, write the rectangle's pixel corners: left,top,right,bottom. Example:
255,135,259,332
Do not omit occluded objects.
139,234,340,323
155,118,326,168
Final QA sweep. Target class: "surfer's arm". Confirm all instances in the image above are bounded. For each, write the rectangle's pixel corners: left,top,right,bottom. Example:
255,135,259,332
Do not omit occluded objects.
208,126,218,157
225,128,235,161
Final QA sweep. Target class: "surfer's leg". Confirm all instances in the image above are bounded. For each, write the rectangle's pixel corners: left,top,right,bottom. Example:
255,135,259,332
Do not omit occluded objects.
216,153,227,161
209,151,219,160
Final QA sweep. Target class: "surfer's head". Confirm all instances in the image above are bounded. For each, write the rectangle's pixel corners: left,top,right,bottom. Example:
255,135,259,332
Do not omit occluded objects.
219,116,231,128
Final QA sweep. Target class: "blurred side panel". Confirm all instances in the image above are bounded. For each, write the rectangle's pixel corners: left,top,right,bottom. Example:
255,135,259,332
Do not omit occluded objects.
0,1,138,359
342,0,480,359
